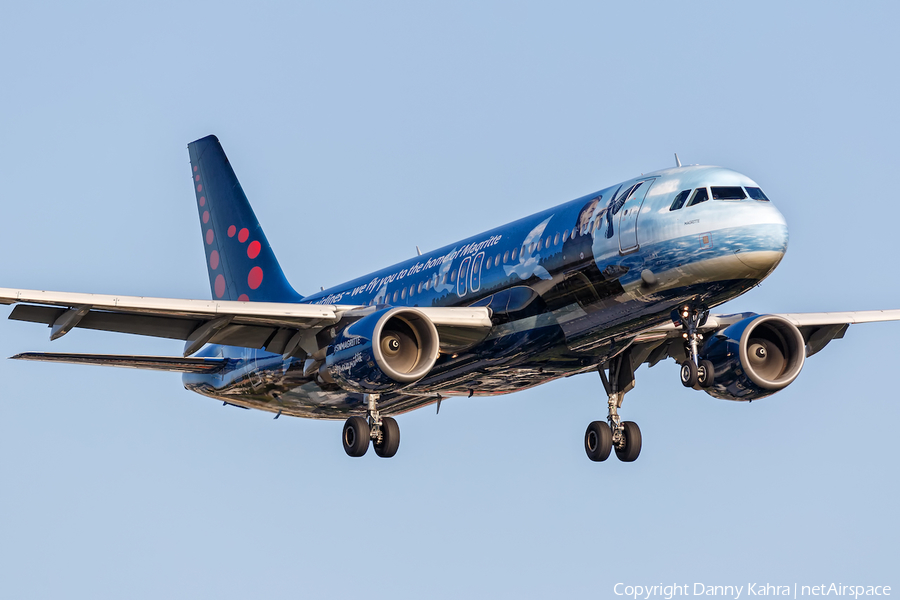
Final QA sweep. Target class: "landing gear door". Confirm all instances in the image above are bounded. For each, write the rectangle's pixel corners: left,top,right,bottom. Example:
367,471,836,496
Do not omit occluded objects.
618,178,655,254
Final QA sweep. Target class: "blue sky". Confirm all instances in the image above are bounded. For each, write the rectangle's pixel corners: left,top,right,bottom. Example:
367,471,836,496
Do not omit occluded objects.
1,2,898,598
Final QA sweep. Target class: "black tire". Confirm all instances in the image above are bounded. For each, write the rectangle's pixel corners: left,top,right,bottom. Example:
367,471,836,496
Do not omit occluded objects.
373,417,400,458
584,421,612,462
342,416,370,457
680,360,698,387
615,421,642,462
697,359,715,388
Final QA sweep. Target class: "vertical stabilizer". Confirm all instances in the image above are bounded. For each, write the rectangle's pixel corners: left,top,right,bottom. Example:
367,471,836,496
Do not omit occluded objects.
188,135,303,303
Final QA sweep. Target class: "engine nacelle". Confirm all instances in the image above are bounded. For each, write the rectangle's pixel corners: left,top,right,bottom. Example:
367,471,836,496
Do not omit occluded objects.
699,314,806,401
325,307,440,393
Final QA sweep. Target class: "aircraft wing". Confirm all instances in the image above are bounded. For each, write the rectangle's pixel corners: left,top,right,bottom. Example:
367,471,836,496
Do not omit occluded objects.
0,287,493,358
631,309,900,368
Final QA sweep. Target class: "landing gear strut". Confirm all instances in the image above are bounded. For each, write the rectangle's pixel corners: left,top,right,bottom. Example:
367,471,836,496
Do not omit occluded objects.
584,348,642,463
674,304,714,388
342,393,400,458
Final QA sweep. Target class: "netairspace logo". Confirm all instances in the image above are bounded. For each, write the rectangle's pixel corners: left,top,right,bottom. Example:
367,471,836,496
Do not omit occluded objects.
614,583,892,600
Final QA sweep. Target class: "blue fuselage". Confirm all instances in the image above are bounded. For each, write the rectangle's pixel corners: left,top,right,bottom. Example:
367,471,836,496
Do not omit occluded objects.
184,165,788,419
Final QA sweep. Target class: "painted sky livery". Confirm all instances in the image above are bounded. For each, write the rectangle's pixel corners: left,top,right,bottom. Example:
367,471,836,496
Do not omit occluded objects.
4,135,899,462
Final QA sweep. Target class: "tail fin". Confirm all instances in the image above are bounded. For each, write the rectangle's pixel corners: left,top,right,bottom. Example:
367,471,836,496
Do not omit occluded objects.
188,135,303,302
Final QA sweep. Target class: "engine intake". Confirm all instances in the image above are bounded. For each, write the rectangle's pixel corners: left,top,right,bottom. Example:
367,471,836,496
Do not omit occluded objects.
699,314,806,401
326,307,439,393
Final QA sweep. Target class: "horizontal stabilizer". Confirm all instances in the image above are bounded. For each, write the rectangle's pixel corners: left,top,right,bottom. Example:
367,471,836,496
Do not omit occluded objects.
11,352,227,373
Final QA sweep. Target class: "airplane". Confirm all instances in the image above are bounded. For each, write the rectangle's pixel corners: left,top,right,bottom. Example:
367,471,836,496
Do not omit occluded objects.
4,135,898,463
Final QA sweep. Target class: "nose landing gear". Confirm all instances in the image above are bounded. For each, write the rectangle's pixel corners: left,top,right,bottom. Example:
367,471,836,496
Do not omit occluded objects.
341,393,401,458
584,348,642,463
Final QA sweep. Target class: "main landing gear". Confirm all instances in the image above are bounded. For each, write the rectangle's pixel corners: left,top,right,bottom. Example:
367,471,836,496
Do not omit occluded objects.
584,348,642,463
675,305,715,389
342,393,400,458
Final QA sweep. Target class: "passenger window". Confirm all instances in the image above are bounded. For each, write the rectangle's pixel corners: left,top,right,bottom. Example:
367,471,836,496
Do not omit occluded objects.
450,271,456,283
410,284,415,297
746,187,770,201
511,248,518,261
494,254,500,266
503,250,509,263
401,287,406,300
553,232,560,245
669,190,691,211
418,282,423,293
711,186,746,200
563,229,569,241
536,239,542,251
392,290,399,303
687,188,709,207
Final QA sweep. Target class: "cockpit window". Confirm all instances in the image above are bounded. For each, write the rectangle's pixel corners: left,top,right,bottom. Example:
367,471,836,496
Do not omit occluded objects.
745,187,770,201
687,187,709,207
711,186,746,200
669,189,691,211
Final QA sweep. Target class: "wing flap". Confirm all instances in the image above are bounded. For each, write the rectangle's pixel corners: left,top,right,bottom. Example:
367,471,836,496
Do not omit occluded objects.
11,352,227,373
10,305,201,340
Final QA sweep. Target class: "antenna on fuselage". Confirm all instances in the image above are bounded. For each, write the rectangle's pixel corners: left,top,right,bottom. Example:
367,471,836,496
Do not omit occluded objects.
416,245,422,256
675,153,682,168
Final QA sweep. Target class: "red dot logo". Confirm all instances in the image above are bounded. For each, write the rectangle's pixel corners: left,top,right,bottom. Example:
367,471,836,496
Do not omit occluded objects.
197,184,202,192
247,240,261,259
215,274,226,298
238,294,249,302
199,196,206,207
193,165,198,172
227,225,236,237
195,174,200,182
238,228,249,243
206,229,214,245
202,211,210,224
248,267,263,289
210,250,219,270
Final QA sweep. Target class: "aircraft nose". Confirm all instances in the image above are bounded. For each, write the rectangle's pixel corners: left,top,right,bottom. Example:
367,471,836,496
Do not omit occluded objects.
732,202,789,273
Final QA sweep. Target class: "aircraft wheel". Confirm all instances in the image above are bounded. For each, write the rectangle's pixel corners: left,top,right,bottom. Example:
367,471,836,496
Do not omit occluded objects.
615,421,642,462
584,420,612,462
680,360,698,387
374,417,400,458
342,416,370,457
697,360,715,388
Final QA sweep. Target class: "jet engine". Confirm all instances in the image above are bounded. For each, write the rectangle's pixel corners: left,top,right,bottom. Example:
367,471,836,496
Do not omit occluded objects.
699,314,806,401
325,307,440,393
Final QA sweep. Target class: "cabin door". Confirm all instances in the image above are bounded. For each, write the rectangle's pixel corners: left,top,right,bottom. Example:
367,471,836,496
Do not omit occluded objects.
617,178,655,254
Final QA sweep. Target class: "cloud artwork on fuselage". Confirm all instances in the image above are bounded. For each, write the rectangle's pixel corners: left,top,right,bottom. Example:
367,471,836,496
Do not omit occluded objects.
432,249,459,294
504,216,553,281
